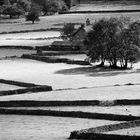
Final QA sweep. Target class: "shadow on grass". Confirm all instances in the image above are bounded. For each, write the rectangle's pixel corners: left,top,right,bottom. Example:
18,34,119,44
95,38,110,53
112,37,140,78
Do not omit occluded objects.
55,66,140,77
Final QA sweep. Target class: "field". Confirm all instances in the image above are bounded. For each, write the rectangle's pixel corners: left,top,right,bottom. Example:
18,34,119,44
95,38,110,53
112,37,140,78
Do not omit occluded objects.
0,59,139,90
0,115,119,140
0,13,140,34
0,12,139,47
0,31,61,47
0,8,140,47
0,84,140,101
0,49,35,58
0,2,140,139
0,55,139,139
0,83,25,91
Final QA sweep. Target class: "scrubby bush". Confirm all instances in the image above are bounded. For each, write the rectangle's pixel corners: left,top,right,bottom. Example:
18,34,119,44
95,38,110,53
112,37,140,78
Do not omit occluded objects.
25,3,40,24
3,5,24,18
61,23,75,40
43,0,68,15
85,17,140,68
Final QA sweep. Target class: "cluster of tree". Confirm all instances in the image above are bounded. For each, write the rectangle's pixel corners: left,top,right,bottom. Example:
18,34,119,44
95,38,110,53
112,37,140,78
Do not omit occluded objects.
0,0,68,19
85,17,140,68
32,0,68,15
0,0,31,18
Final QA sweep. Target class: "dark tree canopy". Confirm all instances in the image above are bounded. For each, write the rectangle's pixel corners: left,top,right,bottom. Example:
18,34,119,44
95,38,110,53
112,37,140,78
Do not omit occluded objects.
85,17,140,68
0,0,68,17
25,3,40,24
32,0,67,15
61,23,75,40
3,5,24,18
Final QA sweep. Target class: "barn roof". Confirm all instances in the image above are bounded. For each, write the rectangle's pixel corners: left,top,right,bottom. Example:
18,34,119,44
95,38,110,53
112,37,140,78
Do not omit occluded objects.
71,25,86,37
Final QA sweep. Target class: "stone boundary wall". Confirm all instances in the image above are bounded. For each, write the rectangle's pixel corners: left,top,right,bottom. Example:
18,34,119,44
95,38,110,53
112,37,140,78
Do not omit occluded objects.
0,45,34,50
0,28,61,35
59,9,140,14
36,46,75,51
34,52,85,56
0,79,52,96
69,133,140,140
0,100,99,107
0,86,52,96
116,100,140,105
0,79,38,87
69,120,140,139
0,109,139,121
35,48,85,55
21,54,90,65
0,100,139,107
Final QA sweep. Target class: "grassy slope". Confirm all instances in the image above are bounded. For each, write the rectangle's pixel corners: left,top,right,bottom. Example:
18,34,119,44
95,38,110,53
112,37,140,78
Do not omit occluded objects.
0,115,118,140
0,85,140,101
0,83,24,91
0,59,139,90
0,12,140,33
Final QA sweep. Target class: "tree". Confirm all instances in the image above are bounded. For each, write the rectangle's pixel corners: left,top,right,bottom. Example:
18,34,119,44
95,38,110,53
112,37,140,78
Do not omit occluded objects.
4,0,11,5
6,0,31,12
85,17,140,68
3,5,24,18
17,0,31,12
61,23,75,40
85,18,110,66
0,5,5,15
26,3,40,24
33,0,67,15
0,0,5,5
118,21,140,68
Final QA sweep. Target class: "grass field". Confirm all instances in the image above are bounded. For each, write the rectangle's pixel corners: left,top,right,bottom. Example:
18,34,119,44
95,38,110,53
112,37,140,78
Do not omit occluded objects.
0,31,61,46
0,12,140,34
0,3,140,139
0,59,139,90
0,38,61,47
0,11,139,47
0,85,140,101
0,49,35,58
0,83,24,91
0,115,119,140
5,105,140,116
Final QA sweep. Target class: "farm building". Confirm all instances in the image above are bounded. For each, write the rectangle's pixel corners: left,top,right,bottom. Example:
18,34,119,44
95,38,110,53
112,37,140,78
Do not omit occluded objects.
51,24,88,51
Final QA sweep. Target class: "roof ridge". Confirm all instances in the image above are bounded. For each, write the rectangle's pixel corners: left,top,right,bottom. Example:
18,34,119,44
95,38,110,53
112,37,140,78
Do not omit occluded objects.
71,25,85,37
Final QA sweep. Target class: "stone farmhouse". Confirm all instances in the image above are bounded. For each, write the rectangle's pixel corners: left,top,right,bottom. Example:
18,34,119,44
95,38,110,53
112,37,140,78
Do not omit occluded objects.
51,24,92,51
